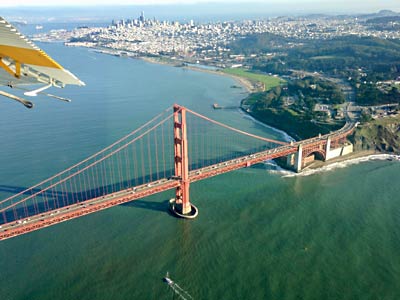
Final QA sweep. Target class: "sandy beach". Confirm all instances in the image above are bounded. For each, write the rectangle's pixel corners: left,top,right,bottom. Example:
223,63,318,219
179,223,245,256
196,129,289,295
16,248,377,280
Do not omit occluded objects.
139,56,256,93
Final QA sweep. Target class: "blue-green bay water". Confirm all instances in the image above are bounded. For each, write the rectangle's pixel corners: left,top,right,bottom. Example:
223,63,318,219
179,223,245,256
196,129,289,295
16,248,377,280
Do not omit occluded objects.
1,44,400,300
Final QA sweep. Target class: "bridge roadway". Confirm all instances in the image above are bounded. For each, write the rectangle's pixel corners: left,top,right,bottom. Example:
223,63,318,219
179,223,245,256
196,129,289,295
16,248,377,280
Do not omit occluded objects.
0,144,298,241
292,121,355,148
0,121,356,241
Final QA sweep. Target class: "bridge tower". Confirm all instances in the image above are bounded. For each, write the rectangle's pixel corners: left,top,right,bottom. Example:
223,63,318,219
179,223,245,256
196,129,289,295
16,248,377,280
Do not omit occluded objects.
171,104,198,218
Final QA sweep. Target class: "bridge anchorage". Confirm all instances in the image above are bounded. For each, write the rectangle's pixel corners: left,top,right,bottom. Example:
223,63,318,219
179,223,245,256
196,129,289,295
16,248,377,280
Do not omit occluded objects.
170,104,198,219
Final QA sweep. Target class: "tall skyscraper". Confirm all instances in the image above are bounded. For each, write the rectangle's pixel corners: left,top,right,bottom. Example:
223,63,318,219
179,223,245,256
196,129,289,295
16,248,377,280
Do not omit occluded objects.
139,11,145,23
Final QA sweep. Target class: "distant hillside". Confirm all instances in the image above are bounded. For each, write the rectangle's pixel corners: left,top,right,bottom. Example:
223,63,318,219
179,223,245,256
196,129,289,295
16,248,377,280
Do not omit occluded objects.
366,16,400,24
229,32,291,55
359,9,400,20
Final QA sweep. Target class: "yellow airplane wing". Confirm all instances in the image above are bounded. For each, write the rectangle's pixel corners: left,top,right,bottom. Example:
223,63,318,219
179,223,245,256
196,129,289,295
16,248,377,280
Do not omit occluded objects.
0,16,85,108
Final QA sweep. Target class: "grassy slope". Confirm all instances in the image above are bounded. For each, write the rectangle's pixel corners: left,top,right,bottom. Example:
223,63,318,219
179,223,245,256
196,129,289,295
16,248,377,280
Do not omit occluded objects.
222,68,284,90
351,115,400,153
249,108,344,140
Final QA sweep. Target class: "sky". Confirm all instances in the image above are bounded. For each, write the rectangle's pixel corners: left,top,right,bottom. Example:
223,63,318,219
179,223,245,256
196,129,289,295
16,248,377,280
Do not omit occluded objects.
1,0,399,10
2,0,400,23
2,0,269,6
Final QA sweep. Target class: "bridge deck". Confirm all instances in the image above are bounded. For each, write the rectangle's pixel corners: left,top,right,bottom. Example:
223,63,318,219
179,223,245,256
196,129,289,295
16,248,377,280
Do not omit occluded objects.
0,112,355,241
0,144,298,241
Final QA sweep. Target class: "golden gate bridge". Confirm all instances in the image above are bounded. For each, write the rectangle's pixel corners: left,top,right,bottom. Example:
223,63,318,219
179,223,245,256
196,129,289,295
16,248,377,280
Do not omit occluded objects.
0,104,354,241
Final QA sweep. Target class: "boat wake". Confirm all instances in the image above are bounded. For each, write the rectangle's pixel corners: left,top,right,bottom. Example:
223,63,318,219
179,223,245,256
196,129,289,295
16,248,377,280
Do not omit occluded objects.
282,154,400,178
163,273,193,300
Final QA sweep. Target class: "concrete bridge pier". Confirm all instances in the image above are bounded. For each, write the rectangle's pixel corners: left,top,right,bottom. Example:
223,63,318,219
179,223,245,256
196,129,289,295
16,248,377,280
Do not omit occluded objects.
286,134,354,172
326,136,331,158
295,144,303,172
286,144,303,172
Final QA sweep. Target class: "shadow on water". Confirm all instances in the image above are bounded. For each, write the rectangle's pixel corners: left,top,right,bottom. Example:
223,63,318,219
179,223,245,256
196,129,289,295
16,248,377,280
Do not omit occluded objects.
121,199,171,214
0,176,170,224
0,185,175,224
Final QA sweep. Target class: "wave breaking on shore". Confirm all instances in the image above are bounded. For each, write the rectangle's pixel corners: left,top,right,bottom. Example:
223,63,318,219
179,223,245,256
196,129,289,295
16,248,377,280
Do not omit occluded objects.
281,154,400,178
262,160,296,176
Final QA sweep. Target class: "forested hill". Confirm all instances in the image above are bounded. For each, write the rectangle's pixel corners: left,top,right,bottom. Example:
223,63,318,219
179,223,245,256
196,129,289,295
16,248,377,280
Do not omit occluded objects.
230,35,400,80
229,34,400,105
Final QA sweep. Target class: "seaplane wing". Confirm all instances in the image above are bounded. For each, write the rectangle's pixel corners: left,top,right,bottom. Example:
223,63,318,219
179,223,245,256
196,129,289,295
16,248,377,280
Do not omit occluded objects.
0,16,85,108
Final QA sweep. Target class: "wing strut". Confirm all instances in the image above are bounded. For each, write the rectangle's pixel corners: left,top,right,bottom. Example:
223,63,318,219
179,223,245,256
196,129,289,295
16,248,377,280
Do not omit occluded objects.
0,58,20,78
24,83,52,96
0,90,33,108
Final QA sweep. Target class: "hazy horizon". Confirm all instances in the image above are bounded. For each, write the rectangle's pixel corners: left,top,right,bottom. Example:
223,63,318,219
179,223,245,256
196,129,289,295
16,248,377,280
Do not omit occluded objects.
1,0,400,9
3,2,400,24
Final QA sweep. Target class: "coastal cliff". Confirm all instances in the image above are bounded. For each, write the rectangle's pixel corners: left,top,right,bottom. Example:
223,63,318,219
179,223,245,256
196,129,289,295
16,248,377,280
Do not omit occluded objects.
350,116,400,153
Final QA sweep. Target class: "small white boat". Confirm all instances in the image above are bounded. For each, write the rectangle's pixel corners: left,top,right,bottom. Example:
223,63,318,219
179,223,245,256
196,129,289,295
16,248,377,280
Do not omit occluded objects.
162,272,193,300
163,272,173,285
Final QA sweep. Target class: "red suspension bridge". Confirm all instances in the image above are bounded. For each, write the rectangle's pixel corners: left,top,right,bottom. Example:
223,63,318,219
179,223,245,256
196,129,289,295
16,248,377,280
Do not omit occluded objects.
0,104,354,241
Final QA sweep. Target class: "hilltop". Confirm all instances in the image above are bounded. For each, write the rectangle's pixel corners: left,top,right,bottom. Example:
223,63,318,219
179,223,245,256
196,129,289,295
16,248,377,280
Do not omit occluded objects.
351,116,400,153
